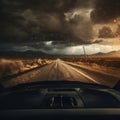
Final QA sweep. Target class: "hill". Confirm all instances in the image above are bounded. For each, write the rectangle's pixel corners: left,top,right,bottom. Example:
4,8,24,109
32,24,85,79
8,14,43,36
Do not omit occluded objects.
92,50,120,57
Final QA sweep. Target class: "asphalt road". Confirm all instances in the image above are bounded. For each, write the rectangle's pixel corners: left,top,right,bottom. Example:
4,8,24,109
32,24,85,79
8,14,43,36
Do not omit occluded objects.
3,59,119,88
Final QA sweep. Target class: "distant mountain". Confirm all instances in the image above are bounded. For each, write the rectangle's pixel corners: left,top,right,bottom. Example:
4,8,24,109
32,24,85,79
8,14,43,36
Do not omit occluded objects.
92,50,120,57
93,52,104,56
0,50,52,58
105,50,120,57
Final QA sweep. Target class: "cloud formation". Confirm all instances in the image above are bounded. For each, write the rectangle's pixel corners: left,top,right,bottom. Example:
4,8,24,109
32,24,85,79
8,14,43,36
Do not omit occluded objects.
115,25,120,37
91,0,120,23
0,0,94,44
0,0,120,48
98,26,115,38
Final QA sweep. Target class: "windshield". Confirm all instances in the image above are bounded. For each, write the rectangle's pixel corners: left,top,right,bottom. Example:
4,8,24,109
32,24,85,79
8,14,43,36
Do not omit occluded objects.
0,0,120,88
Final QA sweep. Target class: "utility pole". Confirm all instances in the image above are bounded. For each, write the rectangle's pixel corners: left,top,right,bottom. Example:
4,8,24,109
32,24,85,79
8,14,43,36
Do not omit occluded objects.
83,45,86,56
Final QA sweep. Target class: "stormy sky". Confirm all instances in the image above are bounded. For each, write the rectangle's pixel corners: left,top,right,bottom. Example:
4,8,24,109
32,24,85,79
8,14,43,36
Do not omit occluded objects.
0,0,120,55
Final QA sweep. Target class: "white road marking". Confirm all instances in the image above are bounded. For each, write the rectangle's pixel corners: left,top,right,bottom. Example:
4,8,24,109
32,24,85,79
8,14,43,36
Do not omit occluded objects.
54,62,58,69
61,62,100,84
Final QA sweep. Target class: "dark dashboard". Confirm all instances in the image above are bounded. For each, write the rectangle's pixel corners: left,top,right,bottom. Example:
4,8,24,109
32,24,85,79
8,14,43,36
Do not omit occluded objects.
0,88,120,109
0,81,120,120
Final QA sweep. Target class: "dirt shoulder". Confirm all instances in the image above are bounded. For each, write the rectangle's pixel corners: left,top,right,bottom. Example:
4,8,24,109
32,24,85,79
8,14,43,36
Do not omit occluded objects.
66,61,120,79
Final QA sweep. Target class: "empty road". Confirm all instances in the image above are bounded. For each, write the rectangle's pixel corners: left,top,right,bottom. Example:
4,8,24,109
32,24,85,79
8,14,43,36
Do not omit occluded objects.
3,59,119,88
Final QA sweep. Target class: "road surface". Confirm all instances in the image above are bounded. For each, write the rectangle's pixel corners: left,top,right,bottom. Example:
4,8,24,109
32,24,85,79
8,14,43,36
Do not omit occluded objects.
3,59,119,88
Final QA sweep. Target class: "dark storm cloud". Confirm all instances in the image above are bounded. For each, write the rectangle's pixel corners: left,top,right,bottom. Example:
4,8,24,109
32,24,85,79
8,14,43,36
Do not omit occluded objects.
1,0,119,48
98,26,115,38
115,24,120,37
0,0,29,42
0,0,95,45
91,0,120,23
92,39,103,44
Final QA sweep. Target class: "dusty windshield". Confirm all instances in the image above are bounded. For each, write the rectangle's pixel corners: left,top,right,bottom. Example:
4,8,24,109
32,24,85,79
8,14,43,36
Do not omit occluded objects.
0,0,120,88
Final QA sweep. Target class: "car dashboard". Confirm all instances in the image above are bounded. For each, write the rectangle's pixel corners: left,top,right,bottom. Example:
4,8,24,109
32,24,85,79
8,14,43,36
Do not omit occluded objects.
0,82,120,119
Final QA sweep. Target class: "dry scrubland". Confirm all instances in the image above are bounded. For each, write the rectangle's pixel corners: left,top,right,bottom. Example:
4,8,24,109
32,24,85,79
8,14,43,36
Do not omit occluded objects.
61,56,120,78
61,56,120,68
0,58,53,79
